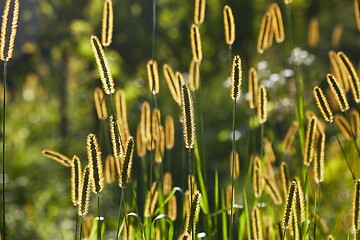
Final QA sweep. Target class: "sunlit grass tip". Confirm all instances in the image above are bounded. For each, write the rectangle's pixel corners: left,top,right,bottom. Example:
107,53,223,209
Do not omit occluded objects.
101,0,113,47
190,24,203,63
248,67,258,109
0,0,19,61
42,149,73,167
303,116,317,166
147,59,160,95
326,73,349,112
181,84,196,149
313,86,334,122
71,155,82,206
77,165,92,217
194,0,206,25
231,55,242,100
119,137,134,188
86,133,104,194
258,85,268,124
94,87,108,120
223,5,235,45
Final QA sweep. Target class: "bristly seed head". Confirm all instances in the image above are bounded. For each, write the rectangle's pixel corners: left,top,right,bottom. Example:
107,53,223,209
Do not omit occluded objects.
86,133,104,194
231,55,242,100
147,59,160,95
181,84,196,149
223,5,235,45
190,24,203,63
326,73,349,112
101,0,113,47
258,85,268,124
313,86,334,122
0,0,19,61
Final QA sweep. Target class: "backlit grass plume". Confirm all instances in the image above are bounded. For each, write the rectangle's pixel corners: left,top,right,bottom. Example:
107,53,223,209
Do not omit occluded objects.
308,17,319,48
94,87,108,120
229,150,240,179
350,109,360,138
253,155,264,198
71,155,82,206
251,206,263,240
231,55,242,100
184,191,201,238
147,59,160,95
335,114,352,140
163,64,181,105
115,89,130,142
314,129,325,183
338,51,360,103
270,3,285,43
78,165,91,217
257,11,272,54
329,51,349,92
165,115,175,150
42,149,72,167
326,73,349,112
313,86,334,122
181,84,196,149
0,0,19,61
223,5,235,45
282,180,297,229
90,35,115,95
258,85,268,124
303,116,317,166
194,0,205,25
109,115,124,164
352,179,360,232
119,137,134,188
355,0,360,31
101,0,113,47
190,24,203,63
248,67,258,109
140,101,151,145
86,133,104,194
189,59,200,92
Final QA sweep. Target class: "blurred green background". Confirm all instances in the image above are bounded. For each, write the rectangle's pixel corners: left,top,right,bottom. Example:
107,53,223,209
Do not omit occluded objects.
1,0,359,238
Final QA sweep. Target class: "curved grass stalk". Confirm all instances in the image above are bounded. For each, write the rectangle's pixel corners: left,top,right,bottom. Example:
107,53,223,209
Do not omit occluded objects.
1,61,6,238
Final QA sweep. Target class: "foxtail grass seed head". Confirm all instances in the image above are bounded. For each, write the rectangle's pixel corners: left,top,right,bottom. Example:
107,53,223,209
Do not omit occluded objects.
188,174,198,193
355,0,360,31
350,109,360,139
147,59,160,95
253,156,264,198
251,206,263,240
226,184,235,215
294,177,305,223
152,108,161,141
144,181,158,217
331,24,343,48
136,123,147,157
308,17,319,48
42,149,72,167
303,116,317,166
329,51,349,92
90,35,115,95
280,162,290,198
101,0,113,47
185,191,201,235
326,73,349,112
314,130,325,183
115,89,130,141
78,165,91,217
154,126,165,163
0,0,19,61
163,64,181,105
282,180,297,229
338,51,360,103
257,11,272,54
86,133,104,194
263,137,276,163
194,0,206,25
258,85,268,124
282,121,299,152
335,114,352,140
230,150,240,179
163,172,173,195
289,209,300,240
181,84,196,149
265,176,283,205
327,235,334,240
248,67,259,109
119,137,134,188
270,3,285,43
109,115,123,159
105,155,115,184
94,87,108,120
223,5,235,45
190,24,203,63
353,179,360,231
168,195,177,221
189,59,200,92
140,101,151,144
165,115,175,150
231,55,242,100
284,0,292,4
313,86,334,122
71,155,82,206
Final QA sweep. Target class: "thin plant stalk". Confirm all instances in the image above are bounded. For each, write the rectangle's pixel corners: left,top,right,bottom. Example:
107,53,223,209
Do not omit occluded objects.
116,189,126,239
2,60,6,239
74,210,78,240
336,136,356,179
188,147,195,239
230,99,236,239
97,194,102,240
313,184,320,239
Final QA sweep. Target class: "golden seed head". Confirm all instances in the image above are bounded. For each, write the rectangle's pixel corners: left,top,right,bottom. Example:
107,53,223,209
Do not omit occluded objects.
223,5,235,45
189,59,200,92
101,0,113,47
94,87,108,120
308,17,319,48
284,0,292,4
303,116,317,166
136,123,147,158
338,51,360,103
181,84,196,149
350,109,360,139
190,24,203,63
280,162,290,199
326,73,349,112
42,149,72,167
353,179,360,230
329,51,349,93
151,108,161,141
71,155,82,206
154,126,165,163
251,206,263,240
119,137,134,188
168,195,177,221
105,155,115,184
313,86,334,122
355,0,360,31
194,0,206,25
184,191,201,235
163,172,173,195
140,101,151,144
282,180,297,229
144,181,158,217
263,137,276,163
253,156,264,198
115,89,130,142
0,0,19,61
265,176,283,205
248,67,259,109
314,129,325,184
77,165,92,217
230,150,240,179
90,35,115,95
163,64,181,105
258,85,268,124
294,177,305,223
331,24,343,48
335,114,352,140
282,121,299,153
226,184,235,215
231,55,242,100
257,11,272,54
165,115,175,150
147,59,160,95
109,115,124,160
86,133,104,194
270,3,285,43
